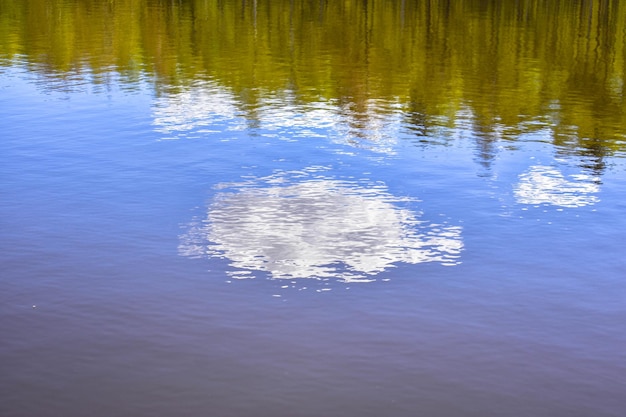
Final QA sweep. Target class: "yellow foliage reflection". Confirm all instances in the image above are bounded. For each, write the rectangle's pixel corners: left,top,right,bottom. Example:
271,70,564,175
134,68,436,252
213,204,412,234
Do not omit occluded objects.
1,0,625,160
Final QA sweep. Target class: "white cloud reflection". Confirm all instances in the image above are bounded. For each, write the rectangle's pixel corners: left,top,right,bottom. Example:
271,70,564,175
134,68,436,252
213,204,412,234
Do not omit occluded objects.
179,168,463,282
152,81,243,138
514,165,600,208
151,82,402,152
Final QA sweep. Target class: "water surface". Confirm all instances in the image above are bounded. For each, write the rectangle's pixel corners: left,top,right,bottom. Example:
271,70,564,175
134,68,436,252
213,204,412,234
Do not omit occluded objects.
1,1,625,416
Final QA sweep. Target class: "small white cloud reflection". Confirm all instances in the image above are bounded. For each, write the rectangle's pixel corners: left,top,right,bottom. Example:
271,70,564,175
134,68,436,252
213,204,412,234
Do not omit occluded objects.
514,165,600,208
179,168,463,282
152,81,244,138
151,83,402,153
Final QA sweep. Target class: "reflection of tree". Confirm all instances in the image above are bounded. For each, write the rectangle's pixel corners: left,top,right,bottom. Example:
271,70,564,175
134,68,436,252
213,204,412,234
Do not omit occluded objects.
472,124,500,173
1,0,625,163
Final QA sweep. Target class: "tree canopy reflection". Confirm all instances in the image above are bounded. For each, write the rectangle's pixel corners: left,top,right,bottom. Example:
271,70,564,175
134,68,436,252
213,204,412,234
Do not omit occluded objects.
179,168,463,281
1,0,625,165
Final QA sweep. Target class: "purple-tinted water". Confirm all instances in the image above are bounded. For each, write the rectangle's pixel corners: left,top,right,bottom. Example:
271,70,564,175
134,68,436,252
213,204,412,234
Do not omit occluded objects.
2,35,626,417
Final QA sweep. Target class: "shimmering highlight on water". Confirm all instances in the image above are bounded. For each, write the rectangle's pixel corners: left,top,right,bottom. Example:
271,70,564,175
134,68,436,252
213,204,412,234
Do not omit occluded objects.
180,167,463,281
515,165,600,208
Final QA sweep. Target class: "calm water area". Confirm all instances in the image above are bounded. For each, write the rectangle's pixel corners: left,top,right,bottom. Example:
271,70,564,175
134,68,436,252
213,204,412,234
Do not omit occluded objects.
1,1,626,416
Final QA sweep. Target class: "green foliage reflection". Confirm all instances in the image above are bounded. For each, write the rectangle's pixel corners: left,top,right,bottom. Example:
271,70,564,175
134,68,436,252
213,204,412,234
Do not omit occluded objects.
1,0,625,161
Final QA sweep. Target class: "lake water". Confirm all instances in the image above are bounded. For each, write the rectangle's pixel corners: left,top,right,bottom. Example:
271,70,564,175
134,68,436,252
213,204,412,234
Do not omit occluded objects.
1,1,625,416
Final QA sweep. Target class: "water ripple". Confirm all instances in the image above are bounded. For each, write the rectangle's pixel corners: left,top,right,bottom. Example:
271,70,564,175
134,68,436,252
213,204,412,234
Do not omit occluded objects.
514,165,600,208
180,168,463,282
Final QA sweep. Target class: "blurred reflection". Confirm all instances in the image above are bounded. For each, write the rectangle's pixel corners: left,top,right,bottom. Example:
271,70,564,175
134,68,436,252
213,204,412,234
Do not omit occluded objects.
152,83,402,153
179,168,463,281
514,165,600,208
152,81,243,138
3,0,626,163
